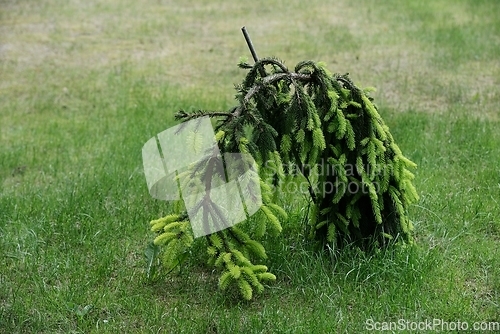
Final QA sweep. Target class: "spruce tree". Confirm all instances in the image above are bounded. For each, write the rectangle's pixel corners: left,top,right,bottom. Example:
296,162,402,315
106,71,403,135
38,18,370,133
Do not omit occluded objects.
145,32,418,300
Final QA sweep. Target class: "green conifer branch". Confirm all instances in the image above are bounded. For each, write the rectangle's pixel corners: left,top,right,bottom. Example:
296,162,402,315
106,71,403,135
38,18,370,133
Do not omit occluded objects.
148,55,418,299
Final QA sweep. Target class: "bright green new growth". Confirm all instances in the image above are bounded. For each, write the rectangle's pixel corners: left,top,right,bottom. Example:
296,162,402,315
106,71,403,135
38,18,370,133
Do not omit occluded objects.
149,57,418,299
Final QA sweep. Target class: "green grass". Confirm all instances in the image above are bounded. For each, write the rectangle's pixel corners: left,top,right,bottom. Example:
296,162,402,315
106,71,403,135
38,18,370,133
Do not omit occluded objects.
1,0,499,333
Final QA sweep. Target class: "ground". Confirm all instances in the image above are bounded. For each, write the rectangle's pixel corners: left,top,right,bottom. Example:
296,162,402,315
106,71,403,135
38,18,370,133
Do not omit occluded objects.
1,0,499,333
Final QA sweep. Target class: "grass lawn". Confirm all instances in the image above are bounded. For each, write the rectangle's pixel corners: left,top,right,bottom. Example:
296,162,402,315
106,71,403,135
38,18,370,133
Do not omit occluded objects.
1,0,499,332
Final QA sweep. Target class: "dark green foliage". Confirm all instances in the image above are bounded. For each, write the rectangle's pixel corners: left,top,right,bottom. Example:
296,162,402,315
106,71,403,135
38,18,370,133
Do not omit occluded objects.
149,57,418,299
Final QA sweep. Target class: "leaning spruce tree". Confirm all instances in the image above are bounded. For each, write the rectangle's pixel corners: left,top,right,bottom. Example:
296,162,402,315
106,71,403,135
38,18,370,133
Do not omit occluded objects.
146,31,418,300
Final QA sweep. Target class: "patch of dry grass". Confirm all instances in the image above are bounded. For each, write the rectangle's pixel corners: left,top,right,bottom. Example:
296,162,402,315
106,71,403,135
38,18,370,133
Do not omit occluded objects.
1,0,498,119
